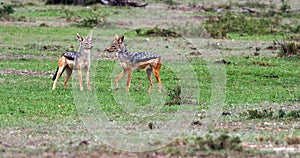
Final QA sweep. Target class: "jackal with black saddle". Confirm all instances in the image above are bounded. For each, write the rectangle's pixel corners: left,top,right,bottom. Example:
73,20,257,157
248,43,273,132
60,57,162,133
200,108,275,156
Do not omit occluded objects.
105,35,162,93
52,33,93,91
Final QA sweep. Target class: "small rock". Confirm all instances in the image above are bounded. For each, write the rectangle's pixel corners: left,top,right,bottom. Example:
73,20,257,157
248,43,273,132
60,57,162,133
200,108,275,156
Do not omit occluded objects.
215,59,231,64
222,111,232,116
79,140,89,146
191,120,203,126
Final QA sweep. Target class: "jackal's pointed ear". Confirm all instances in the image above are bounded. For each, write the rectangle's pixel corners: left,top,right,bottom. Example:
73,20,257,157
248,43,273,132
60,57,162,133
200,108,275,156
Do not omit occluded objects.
87,31,93,40
77,33,83,42
118,36,124,43
114,34,119,42
86,35,92,41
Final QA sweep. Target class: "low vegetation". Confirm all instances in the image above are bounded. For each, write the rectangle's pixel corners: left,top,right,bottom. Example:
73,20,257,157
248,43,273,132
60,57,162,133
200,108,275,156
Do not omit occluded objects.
164,133,243,156
278,41,300,57
245,109,300,119
0,4,15,20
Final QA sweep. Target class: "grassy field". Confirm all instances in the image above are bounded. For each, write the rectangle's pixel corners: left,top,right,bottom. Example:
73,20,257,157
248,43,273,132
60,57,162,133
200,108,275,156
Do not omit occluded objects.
0,0,300,157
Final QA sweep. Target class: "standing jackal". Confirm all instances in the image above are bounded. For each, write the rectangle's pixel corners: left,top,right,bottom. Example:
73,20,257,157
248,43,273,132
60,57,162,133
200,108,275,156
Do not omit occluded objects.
105,35,162,93
52,33,93,91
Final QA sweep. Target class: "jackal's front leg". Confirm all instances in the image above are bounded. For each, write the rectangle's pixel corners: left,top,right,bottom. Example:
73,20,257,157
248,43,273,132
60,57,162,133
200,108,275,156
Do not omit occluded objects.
78,68,84,91
115,69,127,90
125,69,132,92
86,70,91,91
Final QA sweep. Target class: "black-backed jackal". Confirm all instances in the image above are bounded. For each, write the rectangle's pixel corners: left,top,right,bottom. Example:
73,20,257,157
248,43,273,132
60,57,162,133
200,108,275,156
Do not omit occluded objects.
105,35,162,93
52,33,93,91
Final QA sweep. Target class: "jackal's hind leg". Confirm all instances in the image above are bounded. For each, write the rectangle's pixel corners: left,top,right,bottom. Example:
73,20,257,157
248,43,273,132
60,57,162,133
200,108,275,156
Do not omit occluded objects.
52,66,65,90
64,67,72,89
153,63,162,92
146,67,154,93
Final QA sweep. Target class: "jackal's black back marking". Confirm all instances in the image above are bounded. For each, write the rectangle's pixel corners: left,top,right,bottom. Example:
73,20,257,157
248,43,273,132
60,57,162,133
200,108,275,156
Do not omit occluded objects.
131,52,160,64
63,51,77,60
121,46,160,64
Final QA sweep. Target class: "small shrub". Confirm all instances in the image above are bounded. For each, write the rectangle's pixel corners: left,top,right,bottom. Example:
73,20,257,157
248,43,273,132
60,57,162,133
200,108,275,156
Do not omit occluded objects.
278,109,286,118
245,108,300,119
247,109,273,119
167,133,243,153
286,110,300,118
278,41,300,57
194,134,243,151
132,27,181,37
286,136,300,145
165,84,181,106
0,4,15,21
76,16,104,28
280,0,291,12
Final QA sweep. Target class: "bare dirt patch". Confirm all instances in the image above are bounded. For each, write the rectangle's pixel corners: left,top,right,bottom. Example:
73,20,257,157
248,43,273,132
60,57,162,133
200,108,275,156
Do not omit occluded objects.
0,68,52,77
0,53,55,60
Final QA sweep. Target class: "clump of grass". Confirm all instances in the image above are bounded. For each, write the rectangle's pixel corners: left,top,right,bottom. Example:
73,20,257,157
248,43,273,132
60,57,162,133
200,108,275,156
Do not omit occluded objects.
165,84,181,106
0,4,15,21
247,109,274,119
280,0,291,12
286,136,300,145
198,134,243,151
128,27,181,37
75,16,105,28
205,12,280,39
245,108,300,119
256,135,280,145
277,41,300,57
167,133,243,152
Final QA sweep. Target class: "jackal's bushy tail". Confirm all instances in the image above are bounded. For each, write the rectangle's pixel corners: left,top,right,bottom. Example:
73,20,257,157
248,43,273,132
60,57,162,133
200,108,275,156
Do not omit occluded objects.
52,67,66,81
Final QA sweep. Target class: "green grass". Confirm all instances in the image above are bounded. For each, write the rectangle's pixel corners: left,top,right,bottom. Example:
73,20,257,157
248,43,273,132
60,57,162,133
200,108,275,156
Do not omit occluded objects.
224,56,300,104
0,75,75,126
1,55,299,126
